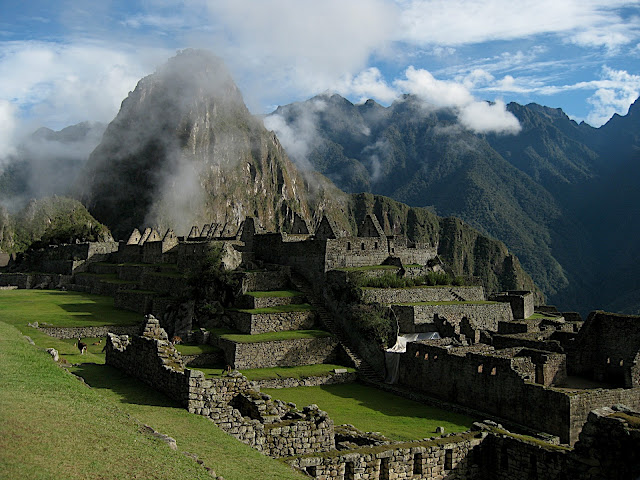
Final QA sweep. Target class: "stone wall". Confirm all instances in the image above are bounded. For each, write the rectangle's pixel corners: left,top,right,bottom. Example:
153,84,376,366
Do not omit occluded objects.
490,291,534,319
252,234,326,283
216,336,340,369
104,317,335,458
286,433,485,480
325,237,389,271
0,272,71,289
235,293,307,309
398,342,574,443
114,290,156,314
22,242,119,274
253,372,357,389
569,311,640,387
239,268,291,292
568,388,640,445
361,286,486,305
38,324,141,339
227,310,316,334
392,302,513,334
140,272,186,296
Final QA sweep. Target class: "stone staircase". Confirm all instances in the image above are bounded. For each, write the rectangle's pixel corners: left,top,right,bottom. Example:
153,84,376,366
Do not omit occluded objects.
290,272,384,383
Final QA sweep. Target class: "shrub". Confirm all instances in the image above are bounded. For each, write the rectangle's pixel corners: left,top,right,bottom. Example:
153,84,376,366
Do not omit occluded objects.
347,304,395,348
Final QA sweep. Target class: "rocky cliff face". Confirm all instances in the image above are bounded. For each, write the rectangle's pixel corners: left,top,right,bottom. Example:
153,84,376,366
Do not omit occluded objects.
78,49,320,238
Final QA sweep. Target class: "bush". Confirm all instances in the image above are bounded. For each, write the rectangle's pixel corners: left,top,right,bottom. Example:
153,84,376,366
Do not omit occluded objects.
347,304,395,348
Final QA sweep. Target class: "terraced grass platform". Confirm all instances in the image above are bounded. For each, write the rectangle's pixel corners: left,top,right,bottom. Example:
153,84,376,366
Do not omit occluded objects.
0,289,142,328
263,383,476,442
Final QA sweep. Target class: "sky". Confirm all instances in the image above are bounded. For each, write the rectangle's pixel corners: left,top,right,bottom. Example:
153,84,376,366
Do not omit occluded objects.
1,0,639,152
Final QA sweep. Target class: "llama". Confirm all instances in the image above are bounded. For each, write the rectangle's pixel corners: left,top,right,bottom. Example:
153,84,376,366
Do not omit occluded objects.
76,338,87,354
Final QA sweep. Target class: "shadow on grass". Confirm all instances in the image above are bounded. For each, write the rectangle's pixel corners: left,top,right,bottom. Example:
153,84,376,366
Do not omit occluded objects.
316,382,475,425
72,363,181,409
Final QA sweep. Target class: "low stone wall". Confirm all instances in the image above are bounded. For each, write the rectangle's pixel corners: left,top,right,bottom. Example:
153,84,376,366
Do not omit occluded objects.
105,317,335,458
240,269,291,292
228,310,316,334
287,433,485,480
235,294,307,309
253,372,357,389
140,273,186,295
361,286,485,305
114,290,156,314
0,272,71,289
72,274,123,296
218,336,339,369
568,388,640,445
393,302,513,334
38,324,141,339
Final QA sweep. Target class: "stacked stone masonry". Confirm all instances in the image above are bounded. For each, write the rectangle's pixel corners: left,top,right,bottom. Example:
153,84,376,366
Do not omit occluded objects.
215,336,340,369
227,310,316,335
105,316,335,458
361,286,486,305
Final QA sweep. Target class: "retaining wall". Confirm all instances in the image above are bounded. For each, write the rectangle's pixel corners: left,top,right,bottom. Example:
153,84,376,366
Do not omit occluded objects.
105,318,335,457
217,336,339,369
228,310,316,334
361,286,485,305
253,372,357,389
392,302,512,334
287,433,485,480
38,324,141,339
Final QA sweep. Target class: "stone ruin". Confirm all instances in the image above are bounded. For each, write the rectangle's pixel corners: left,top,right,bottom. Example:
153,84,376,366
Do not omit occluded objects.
3,213,640,478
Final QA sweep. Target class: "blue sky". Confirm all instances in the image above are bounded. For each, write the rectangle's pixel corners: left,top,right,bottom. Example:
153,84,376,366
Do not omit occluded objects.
1,0,639,149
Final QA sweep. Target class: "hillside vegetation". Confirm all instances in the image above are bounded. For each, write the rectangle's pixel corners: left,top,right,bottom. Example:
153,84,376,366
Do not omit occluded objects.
269,94,640,314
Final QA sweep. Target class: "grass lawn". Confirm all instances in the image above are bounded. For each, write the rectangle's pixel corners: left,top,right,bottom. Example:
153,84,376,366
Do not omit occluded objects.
245,290,303,298
232,303,313,314
263,383,475,442
0,294,305,480
0,289,142,328
174,343,221,355
197,363,356,380
395,300,498,306
219,329,332,343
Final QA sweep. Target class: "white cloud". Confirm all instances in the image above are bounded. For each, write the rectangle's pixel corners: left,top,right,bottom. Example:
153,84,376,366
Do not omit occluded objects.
585,68,640,125
0,41,169,130
395,66,474,107
336,68,397,104
397,0,639,48
199,0,398,107
0,100,17,164
459,100,522,134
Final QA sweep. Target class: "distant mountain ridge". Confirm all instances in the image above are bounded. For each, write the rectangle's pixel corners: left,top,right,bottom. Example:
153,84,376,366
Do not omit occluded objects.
268,94,640,315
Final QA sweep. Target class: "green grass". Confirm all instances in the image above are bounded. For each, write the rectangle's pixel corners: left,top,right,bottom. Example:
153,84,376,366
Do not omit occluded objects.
0,321,213,480
245,290,303,298
174,344,221,355
232,303,313,314
0,293,305,480
395,300,498,306
219,329,332,344
0,289,142,328
198,364,356,380
263,383,475,442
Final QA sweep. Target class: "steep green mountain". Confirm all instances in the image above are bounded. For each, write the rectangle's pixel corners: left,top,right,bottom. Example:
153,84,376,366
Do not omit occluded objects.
76,49,324,239
0,196,110,254
268,94,640,315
